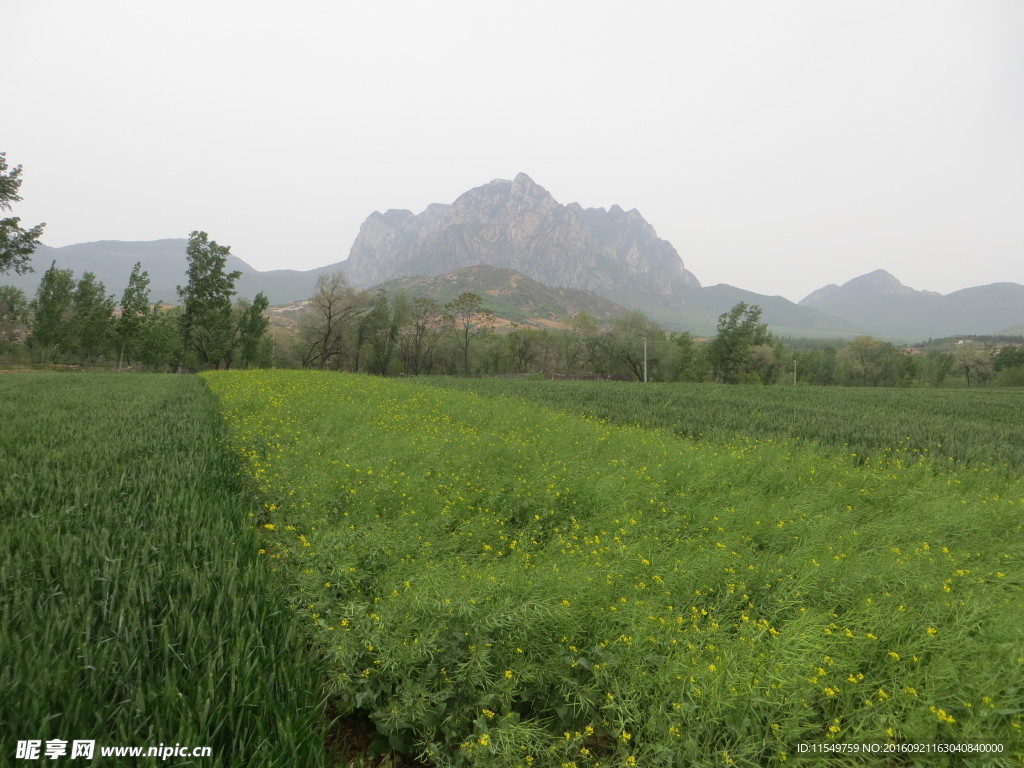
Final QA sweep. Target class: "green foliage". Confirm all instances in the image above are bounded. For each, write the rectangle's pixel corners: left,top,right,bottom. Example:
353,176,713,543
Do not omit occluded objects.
837,336,912,387
0,374,327,766
137,304,185,371
0,152,46,275
116,262,151,367
68,271,116,362
206,371,1024,766
0,284,29,340
178,230,242,368
29,261,75,357
235,291,271,369
707,303,774,383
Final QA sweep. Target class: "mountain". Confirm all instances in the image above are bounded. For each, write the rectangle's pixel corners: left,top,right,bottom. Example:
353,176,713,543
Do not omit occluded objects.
7,176,1022,340
9,239,320,305
378,265,631,327
342,173,701,303
800,270,1024,340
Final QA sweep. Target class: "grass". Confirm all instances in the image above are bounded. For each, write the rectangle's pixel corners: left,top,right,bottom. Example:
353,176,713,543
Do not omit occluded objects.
204,370,1024,767
0,373,327,767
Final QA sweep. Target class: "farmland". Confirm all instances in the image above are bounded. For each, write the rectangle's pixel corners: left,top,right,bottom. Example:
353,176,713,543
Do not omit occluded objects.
204,370,1024,766
0,374,326,766
421,378,1024,472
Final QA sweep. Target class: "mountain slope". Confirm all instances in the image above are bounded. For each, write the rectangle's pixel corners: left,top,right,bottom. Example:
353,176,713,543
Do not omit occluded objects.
378,265,631,327
801,270,1024,339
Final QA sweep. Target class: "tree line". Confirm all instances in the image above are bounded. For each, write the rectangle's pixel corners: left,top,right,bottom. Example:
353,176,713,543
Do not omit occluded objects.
3,257,1023,386
1,232,272,370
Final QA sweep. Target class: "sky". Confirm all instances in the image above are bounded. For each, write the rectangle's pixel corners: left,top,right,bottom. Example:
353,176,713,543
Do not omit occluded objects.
6,0,1024,303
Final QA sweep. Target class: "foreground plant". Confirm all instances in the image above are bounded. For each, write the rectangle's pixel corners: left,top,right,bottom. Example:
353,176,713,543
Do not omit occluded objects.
206,370,1024,767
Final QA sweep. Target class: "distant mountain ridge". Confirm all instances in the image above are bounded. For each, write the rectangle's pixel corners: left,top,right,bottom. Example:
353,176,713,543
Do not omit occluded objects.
800,270,1024,339
6,174,1023,339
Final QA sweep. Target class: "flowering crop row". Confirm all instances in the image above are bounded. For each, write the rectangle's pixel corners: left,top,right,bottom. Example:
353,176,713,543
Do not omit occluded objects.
204,370,1024,767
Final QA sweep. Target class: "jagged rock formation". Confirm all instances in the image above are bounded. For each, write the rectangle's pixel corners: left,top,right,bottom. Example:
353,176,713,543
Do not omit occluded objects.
342,173,700,304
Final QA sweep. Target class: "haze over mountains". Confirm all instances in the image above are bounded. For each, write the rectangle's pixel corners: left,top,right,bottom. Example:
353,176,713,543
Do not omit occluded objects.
9,174,1023,339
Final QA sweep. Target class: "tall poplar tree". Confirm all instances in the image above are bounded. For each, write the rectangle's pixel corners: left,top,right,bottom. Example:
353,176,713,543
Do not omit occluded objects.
29,261,74,357
117,262,151,368
177,231,241,369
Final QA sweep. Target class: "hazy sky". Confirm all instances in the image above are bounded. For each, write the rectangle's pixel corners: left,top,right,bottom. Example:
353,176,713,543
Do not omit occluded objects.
7,1,1023,302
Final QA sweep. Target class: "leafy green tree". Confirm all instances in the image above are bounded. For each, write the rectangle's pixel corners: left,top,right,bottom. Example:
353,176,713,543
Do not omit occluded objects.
444,292,494,375
707,302,773,383
918,350,955,387
668,331,709,382
0,286,29,355
234,292,271,369
116,262,151,369
137,304,185,371
177,231,242,369
954,344,995,387
69,272,116,362
596,311,666,381
362,288,403,375
29,261,74,359
836,336,908,387
0,153,46,276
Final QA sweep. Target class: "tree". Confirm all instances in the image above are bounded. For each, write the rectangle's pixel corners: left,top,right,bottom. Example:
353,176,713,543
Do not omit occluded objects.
0,153,46,275
562,312,601,374
706,303,773,383
362,288,403,375
397,296,443,375
954,344,995,387
835,336,910,387
137,304,185,372
69,272,116,362
116,262,151,369
235,292,271,369
0,285,29,348
596,311,666,381
444,292,495,375
300,272,370,369
177,231,242,369
29,261,74,358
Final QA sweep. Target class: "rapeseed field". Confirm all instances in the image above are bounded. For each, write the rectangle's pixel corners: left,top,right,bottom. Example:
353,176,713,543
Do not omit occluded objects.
204,370,1024,767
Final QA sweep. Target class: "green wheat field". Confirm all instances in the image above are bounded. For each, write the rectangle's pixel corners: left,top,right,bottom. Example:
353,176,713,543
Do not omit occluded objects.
3,371,1022,767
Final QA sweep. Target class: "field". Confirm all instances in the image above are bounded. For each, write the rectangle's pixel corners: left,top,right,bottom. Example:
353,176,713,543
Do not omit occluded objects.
202,370,1024,767
0,374,326,766
420,378,1024,471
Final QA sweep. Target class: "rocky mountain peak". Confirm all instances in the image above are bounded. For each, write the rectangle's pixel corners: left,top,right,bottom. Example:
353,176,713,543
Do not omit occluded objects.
341,175,700,299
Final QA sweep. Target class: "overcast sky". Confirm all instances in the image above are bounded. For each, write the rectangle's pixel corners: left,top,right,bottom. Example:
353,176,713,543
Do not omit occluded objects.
7,0,1023,302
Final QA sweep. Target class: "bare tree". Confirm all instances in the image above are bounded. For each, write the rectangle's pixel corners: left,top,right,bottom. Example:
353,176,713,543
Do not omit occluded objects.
398,296,444,375
444,292,495,375
300,272,370,369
